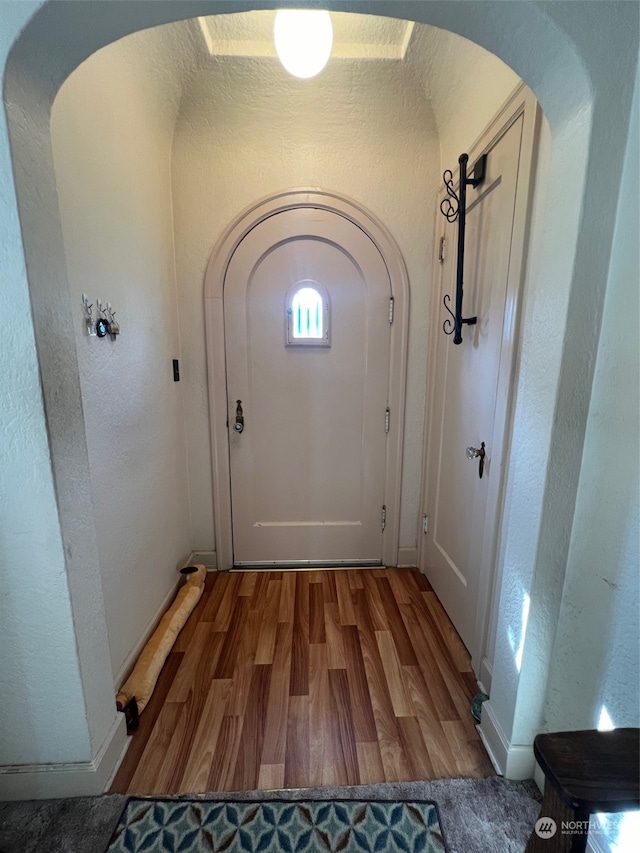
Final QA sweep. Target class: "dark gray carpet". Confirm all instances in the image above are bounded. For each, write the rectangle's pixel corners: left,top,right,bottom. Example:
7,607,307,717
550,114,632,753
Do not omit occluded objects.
0,777,541,853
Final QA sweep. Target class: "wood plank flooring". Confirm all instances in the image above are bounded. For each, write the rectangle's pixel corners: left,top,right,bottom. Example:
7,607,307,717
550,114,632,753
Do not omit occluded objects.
111,568,494,795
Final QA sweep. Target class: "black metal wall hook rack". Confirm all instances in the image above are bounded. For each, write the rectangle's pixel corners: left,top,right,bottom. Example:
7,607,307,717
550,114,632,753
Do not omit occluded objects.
439,152,487,345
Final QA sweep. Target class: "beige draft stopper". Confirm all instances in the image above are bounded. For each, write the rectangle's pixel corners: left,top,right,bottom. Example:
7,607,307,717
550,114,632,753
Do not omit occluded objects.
116,564,206,715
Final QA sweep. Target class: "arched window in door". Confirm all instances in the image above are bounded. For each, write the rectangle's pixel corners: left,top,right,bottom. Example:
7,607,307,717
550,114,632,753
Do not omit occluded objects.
286,281,331,346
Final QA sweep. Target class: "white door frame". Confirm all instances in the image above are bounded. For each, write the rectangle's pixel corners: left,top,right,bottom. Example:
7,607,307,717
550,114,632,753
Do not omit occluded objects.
419,86,541,681
204,189,410,570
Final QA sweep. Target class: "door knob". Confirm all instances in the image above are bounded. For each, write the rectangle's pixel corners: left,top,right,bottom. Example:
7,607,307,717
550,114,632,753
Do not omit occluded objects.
234,400,244,433
466,441,486,478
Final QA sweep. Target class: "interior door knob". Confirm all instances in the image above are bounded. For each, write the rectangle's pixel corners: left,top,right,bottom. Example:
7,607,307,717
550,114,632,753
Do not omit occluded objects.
466,441,486,478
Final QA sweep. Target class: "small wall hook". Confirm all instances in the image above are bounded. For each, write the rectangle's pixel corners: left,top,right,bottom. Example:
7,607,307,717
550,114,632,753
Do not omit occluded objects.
95,299,109,337
82,293,97,336
106,304,120,339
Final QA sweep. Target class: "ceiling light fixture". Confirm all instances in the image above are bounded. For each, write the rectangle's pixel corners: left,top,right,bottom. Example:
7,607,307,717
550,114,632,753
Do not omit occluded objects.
274,9,333,79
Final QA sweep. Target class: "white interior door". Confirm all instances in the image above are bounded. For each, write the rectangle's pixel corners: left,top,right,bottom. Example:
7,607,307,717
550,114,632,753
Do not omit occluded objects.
224,207,391,566
423,113,531,656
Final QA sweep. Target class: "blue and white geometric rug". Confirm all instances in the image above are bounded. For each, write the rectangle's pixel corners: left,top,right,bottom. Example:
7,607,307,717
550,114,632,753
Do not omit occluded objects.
106,798,447,852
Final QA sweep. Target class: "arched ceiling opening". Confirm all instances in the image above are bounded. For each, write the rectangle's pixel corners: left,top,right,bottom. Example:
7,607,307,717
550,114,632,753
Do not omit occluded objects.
2,0,637,787
5,1,589,127
48,9,521,172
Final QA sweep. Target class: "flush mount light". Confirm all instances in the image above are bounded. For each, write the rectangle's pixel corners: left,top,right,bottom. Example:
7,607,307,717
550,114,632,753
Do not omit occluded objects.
274,9,333,79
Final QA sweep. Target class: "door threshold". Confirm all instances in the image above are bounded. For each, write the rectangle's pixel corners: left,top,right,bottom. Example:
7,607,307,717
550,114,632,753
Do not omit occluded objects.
231,560,383,571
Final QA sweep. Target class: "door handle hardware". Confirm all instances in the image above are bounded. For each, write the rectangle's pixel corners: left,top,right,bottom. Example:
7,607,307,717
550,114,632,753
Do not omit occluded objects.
466,441,486,478
234,400,244,433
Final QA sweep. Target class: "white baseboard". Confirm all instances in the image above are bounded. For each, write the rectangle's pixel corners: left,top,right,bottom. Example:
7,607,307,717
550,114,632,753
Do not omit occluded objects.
396,547,418,567
104,727,131,792
115,552,216,687
188,550,217,571
0,713,127,800
477,715,504,775
477,656,493,695
504,743,535,779
478,700,535,779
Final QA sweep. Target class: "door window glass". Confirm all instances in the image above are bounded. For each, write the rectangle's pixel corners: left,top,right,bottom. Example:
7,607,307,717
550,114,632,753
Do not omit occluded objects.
286,282,330,346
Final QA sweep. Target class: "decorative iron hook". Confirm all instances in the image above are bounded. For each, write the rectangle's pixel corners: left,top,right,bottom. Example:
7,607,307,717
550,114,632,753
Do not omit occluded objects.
440,170,460,223
439,152,487,345
442,293,456,336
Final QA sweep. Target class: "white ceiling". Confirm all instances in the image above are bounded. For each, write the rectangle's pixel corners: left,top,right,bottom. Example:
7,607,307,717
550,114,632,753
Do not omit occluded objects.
198,11,414,60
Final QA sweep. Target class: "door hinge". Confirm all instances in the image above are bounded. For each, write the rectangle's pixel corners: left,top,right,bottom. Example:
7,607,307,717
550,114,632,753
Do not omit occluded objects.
385,407,390,434
438,236,446,263
422,514,429,534
388,297,394,324
381,505,387,531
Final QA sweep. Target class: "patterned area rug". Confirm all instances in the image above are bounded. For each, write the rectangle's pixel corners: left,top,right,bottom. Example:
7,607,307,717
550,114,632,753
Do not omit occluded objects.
106,798,447,852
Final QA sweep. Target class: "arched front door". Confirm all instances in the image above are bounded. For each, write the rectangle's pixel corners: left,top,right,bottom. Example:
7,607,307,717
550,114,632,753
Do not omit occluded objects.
224,206,393,566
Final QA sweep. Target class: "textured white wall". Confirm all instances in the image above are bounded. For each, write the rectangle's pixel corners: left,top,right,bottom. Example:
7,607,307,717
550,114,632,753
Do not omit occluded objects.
484,2,639,770
171,54,440,553
407,25,520,170
542,68,639,733
0,0,94,766
50,25,196,681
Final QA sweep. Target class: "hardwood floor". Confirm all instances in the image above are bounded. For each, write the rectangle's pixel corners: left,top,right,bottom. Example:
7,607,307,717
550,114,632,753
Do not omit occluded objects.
111,568,494,795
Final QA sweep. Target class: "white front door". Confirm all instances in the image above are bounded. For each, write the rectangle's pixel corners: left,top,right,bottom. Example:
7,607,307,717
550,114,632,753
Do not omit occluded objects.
422,103,538,663
224,207,391,566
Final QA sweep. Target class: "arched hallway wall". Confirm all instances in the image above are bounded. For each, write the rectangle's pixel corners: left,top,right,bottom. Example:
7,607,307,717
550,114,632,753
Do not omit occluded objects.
489,3,637,764
1,0,638,796
542,67,640,737
0,0,100,773
49,22,200,683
